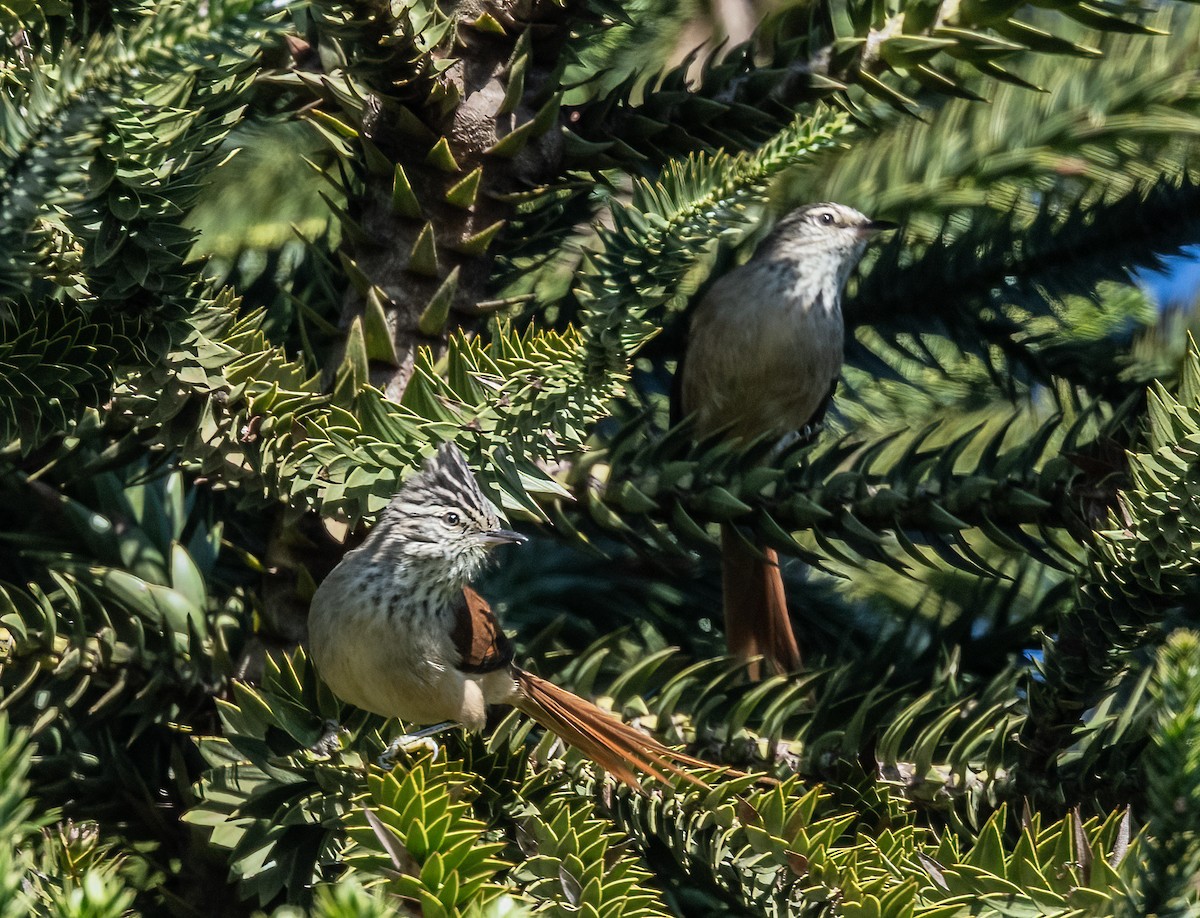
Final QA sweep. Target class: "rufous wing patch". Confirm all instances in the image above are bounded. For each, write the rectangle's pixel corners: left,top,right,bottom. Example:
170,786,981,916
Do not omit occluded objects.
451,586,515,674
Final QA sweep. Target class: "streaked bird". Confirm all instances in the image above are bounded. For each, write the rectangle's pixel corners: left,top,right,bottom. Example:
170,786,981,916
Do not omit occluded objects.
309,443,727,788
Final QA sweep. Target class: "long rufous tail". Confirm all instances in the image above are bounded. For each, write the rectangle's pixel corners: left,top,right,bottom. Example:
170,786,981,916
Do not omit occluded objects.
513,670,722,790
720,523,801,680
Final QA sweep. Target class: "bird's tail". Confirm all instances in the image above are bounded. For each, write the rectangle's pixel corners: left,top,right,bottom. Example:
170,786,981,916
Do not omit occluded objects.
513,669,722,790
720,523,801,680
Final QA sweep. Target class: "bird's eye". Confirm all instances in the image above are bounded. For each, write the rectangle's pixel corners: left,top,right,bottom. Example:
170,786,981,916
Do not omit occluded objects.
818,211,835,226
443,511,460,526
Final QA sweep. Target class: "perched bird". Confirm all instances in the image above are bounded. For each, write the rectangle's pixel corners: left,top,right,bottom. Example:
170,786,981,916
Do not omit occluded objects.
677,202,895,677
309,443,720,789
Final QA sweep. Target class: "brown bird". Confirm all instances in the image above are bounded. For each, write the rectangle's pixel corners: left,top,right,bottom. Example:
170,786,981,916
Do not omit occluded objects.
677,202,895,678
308,443,723,789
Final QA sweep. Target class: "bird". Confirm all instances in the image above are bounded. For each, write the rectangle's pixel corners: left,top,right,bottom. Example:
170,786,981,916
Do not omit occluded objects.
676,202,895,678
308,442,725,790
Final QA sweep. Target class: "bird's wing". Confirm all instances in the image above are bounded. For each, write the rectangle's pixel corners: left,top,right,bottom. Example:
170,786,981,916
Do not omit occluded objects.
805,377,839,430
450,587,515,674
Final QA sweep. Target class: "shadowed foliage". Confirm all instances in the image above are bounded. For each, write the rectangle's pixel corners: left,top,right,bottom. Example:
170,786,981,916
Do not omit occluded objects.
2,0,1200,914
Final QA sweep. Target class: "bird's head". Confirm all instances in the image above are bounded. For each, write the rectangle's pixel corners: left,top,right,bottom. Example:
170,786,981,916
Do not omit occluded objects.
763,202,896,281
375,443,526,583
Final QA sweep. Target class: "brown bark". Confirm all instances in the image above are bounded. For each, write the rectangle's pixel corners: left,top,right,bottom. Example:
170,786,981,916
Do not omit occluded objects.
254,0,577,670
334,0,571,398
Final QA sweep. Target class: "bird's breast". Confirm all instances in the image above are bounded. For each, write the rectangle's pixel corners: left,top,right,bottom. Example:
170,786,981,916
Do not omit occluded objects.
308,561,463,722
681,267,844,441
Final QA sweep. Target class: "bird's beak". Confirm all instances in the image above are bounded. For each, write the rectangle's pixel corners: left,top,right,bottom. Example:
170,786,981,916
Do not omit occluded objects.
860,218,899,235
480,529,528,546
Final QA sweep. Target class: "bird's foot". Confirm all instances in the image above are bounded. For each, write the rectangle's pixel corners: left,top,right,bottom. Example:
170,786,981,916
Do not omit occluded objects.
379,737,439,767
378,721,456,768
773,422,825,459
311,719,347,757
770,739,803,772
796,420,825,447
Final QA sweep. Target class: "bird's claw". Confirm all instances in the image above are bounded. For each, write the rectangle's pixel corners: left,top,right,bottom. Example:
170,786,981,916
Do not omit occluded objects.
311,719,347,757
378,734,441,768
796,420,825,446
378,723,456,768
773,422,824,459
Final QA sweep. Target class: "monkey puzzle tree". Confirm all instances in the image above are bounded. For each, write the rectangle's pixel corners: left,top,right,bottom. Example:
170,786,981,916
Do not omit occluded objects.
3,0,1200,914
